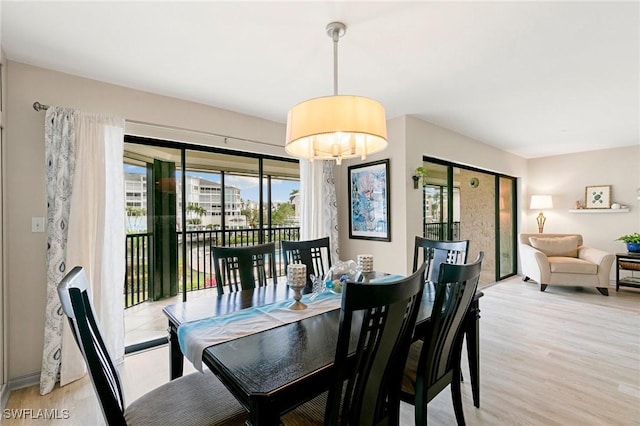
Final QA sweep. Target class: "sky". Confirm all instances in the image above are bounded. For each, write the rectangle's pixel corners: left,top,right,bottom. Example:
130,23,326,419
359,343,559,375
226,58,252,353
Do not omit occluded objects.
124,165,299,203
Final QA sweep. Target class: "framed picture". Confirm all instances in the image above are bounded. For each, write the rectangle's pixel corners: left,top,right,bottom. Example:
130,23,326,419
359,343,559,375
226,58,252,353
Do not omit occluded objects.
348,159,390,241
585,185,611,209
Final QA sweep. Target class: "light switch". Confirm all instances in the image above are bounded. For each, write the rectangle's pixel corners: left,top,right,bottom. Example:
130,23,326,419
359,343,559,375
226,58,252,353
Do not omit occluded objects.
32,217,45,233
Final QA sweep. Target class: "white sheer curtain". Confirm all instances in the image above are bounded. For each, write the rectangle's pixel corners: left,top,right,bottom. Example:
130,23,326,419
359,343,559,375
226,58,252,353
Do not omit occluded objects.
40,108,125,394
299,160,339,261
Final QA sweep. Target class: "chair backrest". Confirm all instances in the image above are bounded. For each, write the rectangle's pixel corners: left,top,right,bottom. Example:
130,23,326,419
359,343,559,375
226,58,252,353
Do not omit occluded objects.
417,252,483,402
412,236,469,282
325,263,427,426
281,237,332,288
212,242,278,296
57,266,127,425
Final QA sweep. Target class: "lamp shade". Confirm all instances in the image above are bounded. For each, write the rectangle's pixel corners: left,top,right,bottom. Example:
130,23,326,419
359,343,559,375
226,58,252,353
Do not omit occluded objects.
530,195,553,210
285,95,388,164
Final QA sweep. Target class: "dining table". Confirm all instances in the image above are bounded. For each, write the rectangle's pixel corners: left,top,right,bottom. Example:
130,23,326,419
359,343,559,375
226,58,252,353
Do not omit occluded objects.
163,272,483,426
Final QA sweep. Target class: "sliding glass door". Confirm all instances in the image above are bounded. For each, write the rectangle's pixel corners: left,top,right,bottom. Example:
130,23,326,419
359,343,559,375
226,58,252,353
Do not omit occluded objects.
498,176,517,278
420,157,517,285
123,137,299,351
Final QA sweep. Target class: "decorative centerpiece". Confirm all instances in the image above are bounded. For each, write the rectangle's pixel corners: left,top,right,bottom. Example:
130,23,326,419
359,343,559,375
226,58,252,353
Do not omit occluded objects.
324,260,360,294
287,264,308,310
616,233,640,253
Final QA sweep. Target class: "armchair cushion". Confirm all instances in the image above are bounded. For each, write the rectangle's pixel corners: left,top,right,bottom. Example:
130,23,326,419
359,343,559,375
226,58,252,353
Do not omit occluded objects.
529,235,579,258
549,257,597,275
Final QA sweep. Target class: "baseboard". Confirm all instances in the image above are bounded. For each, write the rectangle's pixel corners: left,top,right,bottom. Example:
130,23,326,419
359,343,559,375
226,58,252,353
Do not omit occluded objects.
1,383,9,411
8,371,40,391
1,372,40,411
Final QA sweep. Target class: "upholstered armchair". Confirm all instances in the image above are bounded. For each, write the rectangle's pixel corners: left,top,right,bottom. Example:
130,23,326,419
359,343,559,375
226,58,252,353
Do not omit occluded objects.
519,233,614,296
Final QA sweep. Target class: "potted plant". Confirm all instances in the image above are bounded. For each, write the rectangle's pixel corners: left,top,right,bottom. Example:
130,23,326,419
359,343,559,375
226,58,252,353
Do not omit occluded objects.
616,233,640,253
412,166,428,189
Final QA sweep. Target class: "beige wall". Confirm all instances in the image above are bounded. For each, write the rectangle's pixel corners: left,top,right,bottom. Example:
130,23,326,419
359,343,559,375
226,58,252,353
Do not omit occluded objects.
5,61,290,381
5,59,637,385
526,145,640,254
338,115,529,275
337,116,408,276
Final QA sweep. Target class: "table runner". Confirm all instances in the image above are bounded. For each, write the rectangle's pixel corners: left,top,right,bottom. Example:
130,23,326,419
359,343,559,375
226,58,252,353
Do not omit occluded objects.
178,275,404,372
178,291,342,372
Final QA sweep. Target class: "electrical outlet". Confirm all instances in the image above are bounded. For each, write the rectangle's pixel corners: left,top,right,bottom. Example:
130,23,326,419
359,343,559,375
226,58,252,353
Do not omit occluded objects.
32,217,45,233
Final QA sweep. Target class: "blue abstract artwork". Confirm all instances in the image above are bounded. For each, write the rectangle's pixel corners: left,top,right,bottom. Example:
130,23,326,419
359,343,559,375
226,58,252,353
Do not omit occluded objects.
349,160,390,241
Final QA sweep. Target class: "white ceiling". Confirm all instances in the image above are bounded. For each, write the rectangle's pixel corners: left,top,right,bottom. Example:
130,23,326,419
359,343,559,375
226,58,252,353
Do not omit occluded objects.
2,1,638,159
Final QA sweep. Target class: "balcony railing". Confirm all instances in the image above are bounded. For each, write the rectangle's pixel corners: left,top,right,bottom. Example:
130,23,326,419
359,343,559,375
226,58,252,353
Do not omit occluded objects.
423,221,461,241
125,233,151,308
125,227,300,309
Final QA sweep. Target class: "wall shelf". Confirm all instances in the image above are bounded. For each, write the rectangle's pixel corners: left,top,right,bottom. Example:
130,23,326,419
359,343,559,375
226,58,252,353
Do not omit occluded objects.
568,208,629,213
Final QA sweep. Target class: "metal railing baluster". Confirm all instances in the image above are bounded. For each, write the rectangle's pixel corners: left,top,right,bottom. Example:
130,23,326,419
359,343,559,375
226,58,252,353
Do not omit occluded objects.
124,227,300,308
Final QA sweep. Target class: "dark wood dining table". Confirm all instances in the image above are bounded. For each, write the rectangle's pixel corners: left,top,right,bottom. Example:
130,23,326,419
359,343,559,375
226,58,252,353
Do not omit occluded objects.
163,273,483,426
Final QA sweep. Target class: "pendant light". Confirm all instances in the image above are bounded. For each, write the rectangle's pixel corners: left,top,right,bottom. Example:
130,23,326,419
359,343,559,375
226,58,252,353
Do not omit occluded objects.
285,22,388,165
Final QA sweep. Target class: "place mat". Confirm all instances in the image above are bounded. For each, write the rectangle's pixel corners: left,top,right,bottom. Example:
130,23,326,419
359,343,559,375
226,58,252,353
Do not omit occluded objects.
178,291,341,372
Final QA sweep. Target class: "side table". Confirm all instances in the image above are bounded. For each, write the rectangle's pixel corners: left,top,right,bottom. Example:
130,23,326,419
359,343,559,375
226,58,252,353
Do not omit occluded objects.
615,252,640,291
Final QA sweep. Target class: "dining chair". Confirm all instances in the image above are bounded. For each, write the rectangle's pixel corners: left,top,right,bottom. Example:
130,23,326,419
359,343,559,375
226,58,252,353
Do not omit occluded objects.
412,236,470,280
57,266,248,426
212,242,278,296
401,252,484,426
281,263,427,426
281,237,332,289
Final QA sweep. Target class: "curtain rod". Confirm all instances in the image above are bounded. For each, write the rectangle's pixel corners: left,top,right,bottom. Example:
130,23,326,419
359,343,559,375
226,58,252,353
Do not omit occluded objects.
31,100,284,149
33,101,50,111
126,119,285,148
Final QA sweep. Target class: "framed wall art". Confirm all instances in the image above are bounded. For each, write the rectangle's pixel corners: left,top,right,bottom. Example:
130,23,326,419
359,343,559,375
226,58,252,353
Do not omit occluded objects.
348,159,390,241
585,185,611,209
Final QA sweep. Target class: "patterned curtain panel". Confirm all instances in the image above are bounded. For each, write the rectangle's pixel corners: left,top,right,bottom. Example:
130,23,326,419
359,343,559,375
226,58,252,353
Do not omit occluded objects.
299,160,339,261
40,108,125,395
40,107,76,395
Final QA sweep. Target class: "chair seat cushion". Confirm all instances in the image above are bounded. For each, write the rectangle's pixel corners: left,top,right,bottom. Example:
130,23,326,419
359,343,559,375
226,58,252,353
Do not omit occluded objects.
549,257,598,275
529,236,579,258
401,340,422,397
124,371,247,426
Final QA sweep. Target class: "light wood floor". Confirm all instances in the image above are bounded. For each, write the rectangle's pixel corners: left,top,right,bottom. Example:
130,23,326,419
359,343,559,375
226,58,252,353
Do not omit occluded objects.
5,277,640,425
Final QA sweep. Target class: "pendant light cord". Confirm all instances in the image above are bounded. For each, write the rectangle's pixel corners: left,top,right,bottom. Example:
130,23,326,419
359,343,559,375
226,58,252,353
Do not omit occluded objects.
332,29,339,96
327,22,346,96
